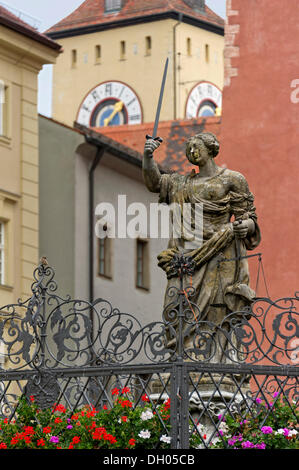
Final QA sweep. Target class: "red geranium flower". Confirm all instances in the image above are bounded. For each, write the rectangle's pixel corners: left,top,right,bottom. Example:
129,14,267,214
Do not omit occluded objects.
72,436,80,444
54,404,66,413
37,438,45,447
24,426,35,435
0,443,7,449
111,388,120,396
141,394,149,402
121,400,132,408
128,438,136,447
121,387,130,394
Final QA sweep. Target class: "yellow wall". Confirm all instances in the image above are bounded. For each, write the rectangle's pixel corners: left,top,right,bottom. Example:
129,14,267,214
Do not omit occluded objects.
175,22,224,118
52,19,224,127
0,25,59,305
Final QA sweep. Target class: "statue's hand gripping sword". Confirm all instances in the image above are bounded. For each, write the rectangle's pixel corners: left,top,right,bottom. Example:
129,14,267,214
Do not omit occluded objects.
146,57,169,147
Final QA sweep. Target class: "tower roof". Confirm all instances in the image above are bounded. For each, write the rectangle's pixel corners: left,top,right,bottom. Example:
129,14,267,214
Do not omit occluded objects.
46,0,224,38
0,6,61,51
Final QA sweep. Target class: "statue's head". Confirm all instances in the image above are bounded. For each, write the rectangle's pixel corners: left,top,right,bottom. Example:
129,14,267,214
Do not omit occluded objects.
186,132,220,166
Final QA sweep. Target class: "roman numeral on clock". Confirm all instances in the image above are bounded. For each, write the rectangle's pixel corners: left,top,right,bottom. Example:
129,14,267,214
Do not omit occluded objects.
130,114,141,121
126,97,136,107
105,83,112,96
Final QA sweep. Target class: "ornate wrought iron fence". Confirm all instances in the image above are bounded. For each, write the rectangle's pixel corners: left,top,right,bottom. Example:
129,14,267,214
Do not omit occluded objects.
0,260,298,449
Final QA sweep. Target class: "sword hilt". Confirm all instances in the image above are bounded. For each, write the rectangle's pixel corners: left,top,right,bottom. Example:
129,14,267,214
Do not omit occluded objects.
146,134,163,143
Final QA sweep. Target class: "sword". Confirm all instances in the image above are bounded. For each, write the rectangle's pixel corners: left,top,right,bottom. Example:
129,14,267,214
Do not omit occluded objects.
146,57,169,144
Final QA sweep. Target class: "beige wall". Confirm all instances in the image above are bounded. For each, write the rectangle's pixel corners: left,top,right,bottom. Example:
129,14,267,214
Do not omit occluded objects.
0,25,59,305
52,19,224,127
175,22,224,118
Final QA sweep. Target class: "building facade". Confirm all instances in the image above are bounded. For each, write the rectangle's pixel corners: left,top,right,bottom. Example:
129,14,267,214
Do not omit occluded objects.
219,0,299,299
0,7,61,305
47,0,224,129
39,115,169,322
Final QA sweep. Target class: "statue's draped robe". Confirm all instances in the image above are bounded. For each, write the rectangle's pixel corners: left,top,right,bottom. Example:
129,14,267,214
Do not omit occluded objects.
157,169,261,358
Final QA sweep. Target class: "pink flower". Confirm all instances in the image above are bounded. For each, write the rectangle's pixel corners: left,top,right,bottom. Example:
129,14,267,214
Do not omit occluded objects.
228,438,237,446
261,426,273,434
217,414,226,422
242,440,255,448
255,442,266,449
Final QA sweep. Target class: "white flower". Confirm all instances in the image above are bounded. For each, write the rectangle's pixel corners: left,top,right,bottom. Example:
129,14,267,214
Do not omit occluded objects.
196,423,205,433
160,435,171,444
219,421,229,434
138,429,151,439
275,428,298,437
141,409,154,421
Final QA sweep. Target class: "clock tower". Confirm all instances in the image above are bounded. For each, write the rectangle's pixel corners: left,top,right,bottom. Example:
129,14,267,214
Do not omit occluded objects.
47,0,224,129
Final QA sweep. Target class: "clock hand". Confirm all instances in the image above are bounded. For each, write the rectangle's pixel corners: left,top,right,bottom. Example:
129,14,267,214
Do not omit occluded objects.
103,100,124,126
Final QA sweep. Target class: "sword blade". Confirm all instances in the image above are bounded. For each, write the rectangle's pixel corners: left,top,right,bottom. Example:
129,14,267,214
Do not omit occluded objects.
152,57,169,139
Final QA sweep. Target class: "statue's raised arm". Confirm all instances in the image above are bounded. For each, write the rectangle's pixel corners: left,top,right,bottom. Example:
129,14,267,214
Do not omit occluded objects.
142,137,163,193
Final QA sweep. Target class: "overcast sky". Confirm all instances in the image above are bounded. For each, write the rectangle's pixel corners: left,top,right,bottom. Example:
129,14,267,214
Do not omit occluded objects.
0,0,226,116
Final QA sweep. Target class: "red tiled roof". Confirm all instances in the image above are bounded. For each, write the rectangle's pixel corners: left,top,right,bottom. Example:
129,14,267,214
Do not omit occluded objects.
47,0,224,35
0,6,61,50
91,116,222,174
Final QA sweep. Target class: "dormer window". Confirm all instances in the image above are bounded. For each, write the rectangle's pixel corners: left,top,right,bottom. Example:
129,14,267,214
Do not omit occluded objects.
105,0,122,13
183,0,205,11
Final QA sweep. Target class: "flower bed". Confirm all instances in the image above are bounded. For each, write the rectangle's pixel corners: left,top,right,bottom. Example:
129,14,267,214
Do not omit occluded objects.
0,388,171,449
0,389,297,449
191,393,298,450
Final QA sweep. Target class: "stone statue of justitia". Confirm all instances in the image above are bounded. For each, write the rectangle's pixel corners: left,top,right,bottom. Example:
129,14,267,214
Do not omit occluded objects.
143,132,261,363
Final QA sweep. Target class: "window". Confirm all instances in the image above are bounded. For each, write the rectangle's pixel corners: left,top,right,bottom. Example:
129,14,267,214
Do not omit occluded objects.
98,237,112,278
71,49,77,67
105,0,122,13
205,44,210,63
187,37,192,56
120,40,126,60
0,81,8,137
136,240,149,290
95,45,101,63
0,222,5,285
145,36,152,56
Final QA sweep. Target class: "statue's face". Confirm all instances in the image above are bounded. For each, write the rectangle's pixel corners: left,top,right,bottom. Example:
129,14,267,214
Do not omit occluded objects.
186,138,210,167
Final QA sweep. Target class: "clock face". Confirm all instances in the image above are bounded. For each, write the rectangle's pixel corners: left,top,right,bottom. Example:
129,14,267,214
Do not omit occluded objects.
185,81,222,118
77,81,143,127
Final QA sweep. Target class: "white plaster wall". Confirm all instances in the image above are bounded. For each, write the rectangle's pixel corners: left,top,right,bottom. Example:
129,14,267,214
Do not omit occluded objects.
74,149,168,326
